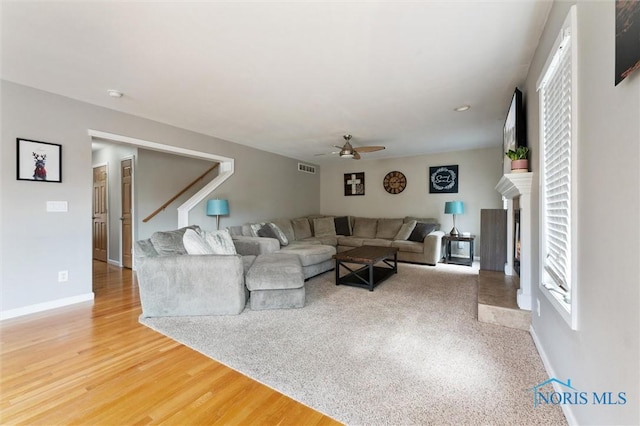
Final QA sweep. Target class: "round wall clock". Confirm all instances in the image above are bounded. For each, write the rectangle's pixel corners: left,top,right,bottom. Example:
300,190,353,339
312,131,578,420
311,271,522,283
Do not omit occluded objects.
383,171,407,194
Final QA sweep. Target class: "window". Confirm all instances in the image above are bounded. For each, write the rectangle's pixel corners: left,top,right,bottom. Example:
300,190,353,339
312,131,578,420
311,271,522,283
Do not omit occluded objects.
537,6,578,329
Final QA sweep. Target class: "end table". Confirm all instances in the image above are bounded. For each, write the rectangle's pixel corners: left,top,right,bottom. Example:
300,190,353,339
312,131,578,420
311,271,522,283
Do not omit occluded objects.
443,234,476,266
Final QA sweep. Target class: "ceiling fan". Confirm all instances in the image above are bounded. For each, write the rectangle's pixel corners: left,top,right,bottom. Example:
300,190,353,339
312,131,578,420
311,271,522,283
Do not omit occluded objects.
323,134,386,160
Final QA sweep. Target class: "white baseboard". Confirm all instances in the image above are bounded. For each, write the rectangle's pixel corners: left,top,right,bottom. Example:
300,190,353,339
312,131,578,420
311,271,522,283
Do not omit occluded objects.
530,325,577,426
0,293,95,321
108,259,122,267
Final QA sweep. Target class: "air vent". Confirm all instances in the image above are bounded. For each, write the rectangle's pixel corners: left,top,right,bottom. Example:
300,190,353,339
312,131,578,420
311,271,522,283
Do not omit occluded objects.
298,163,316,174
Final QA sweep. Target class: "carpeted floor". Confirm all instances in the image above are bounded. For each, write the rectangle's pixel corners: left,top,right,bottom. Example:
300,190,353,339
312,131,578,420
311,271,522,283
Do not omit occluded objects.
140,262,566,425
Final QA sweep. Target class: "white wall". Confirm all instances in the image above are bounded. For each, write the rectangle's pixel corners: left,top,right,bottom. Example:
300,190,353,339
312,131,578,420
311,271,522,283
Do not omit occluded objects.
526,1,639,424
1,81,320,316
320,147,504,251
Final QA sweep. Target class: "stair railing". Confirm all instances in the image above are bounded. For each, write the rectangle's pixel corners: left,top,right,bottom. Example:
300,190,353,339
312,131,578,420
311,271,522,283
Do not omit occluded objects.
142,163,219,223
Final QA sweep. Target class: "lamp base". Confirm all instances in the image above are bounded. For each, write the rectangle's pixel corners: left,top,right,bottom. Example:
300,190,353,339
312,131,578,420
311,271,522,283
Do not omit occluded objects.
449,227,460,236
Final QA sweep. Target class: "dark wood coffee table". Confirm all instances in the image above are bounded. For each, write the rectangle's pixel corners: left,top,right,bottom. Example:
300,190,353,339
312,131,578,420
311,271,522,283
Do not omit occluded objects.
333,246,399,291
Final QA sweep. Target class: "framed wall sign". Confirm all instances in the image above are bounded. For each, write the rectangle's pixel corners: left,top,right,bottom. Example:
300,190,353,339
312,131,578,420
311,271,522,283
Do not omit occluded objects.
344,172,365,196
16,138,62,183
429,165,458,193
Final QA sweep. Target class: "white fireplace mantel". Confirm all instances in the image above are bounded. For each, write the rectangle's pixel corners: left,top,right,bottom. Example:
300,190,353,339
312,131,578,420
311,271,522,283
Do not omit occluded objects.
496,172,533,311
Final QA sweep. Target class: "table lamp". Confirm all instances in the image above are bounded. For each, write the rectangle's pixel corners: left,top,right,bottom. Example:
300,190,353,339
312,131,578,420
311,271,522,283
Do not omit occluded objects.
444,201,464,236
206,199,229,230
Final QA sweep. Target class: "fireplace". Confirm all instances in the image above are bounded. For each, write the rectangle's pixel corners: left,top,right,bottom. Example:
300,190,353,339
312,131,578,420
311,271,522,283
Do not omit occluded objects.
496,172,533,311
514,204,521,276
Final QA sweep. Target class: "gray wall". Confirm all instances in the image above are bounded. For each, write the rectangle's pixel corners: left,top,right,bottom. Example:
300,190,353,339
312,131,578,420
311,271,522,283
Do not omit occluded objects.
320,147,504,252
136,148,218,240
92,144,219,262
526,1,639,424
1,81,320,314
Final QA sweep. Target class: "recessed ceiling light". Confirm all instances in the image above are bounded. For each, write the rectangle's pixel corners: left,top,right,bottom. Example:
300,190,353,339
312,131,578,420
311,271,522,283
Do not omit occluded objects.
454,105,471,112
107,89,123,98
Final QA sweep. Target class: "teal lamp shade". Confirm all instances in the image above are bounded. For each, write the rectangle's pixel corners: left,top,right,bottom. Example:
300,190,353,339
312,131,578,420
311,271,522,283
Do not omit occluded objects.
444,201,464,236
444,201,464,215
207,199,229,229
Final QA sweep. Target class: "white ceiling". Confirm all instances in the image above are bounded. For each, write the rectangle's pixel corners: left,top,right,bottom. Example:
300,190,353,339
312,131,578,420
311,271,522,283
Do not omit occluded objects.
1,1,551,163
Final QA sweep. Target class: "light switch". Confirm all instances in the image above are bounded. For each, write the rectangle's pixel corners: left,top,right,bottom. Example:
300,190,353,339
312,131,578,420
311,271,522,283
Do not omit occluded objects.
46,201,68,212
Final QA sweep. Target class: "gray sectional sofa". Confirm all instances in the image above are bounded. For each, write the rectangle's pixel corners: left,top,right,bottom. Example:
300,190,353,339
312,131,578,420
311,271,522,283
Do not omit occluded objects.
134,216,443,318
230,215,444,266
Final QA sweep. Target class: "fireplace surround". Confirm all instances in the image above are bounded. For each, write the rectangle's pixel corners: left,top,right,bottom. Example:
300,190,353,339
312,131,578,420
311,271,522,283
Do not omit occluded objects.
496,172,533,311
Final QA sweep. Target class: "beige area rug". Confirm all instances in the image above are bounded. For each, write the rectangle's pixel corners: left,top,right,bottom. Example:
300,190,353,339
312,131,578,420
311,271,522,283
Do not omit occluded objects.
140,262,566,425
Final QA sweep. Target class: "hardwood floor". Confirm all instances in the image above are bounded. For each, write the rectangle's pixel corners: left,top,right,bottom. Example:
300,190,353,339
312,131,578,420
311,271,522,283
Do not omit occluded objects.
0,261,340,425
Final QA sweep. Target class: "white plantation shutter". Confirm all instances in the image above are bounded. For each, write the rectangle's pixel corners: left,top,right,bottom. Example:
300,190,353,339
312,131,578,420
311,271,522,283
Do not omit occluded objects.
541,34,572,293
538,5,577,329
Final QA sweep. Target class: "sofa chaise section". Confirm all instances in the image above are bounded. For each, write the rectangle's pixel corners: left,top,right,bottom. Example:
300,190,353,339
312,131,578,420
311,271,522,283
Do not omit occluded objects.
135,226,250,317
136,253,247,317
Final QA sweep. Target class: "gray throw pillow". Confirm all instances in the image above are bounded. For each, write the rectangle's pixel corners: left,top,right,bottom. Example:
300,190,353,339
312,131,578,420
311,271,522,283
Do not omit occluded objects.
376,218,404,239
408,222,438,242
268,223,289,246
269,218,296,243
352,217,377,238
313,217,337,237
135,239,159,259
394,220,417,240
292,218,312,240
150,225,201,256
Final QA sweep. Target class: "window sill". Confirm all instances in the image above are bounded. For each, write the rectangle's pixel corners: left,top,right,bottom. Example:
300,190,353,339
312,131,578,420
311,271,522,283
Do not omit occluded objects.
540,283,578,330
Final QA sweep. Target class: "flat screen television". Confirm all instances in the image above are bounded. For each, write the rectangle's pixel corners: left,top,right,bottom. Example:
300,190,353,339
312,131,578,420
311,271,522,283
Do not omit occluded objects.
503,88,526,174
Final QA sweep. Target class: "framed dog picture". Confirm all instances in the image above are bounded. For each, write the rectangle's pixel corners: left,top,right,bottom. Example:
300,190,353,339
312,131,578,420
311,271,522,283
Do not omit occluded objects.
17,138,62,183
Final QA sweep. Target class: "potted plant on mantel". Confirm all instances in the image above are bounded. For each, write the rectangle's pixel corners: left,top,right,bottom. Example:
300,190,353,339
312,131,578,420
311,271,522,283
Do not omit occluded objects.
505,146,530,173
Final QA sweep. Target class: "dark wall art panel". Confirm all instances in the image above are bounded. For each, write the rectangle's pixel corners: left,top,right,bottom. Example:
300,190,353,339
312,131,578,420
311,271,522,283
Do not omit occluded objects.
615,0,640,85
429,165,458,194
344,172,365,196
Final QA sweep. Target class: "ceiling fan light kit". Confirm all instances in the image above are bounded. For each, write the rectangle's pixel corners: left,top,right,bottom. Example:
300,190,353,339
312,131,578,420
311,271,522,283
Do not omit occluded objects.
339,137,355,158
336,134,384,160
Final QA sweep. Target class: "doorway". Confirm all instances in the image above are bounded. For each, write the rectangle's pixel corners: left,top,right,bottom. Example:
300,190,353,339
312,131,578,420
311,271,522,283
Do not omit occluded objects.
92,165,108,262
92,144,136,271
121,158,133,269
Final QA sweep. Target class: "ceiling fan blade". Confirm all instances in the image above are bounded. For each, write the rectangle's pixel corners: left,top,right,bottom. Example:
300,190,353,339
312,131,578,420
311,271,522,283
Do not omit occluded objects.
355,145,386,153
353,151,361,160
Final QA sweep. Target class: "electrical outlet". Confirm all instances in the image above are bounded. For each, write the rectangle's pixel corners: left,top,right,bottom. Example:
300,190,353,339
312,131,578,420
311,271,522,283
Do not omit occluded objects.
537,298,541,317
58,270,68,282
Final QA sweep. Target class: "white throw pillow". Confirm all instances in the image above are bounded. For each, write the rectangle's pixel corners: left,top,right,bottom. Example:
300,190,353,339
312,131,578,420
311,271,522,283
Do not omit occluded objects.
203,229,237,255
249,222,265,237
394,220,417,240
183,229,215,255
